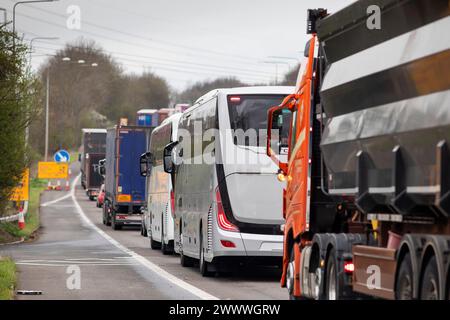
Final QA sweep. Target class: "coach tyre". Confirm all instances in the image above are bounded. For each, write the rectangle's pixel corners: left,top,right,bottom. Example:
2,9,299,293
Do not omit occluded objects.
199,227,213,277
161,217,171,255
180,225,194,267
420,255,440,300
149,215,161,249
396,252,414,300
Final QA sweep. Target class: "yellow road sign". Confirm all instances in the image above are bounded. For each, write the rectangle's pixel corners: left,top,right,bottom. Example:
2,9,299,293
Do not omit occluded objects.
38,162,68,179
10,168,30,201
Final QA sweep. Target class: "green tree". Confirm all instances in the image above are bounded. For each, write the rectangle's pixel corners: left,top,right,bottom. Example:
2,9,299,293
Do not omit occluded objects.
0,25,40,214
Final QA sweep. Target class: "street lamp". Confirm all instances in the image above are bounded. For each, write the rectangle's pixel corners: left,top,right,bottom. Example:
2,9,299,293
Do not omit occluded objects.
262,61,290,85
44,57,98,161
26,37,58,148
13,0,59,50
267,56,300,63
0,7,7,26
29,36,59,66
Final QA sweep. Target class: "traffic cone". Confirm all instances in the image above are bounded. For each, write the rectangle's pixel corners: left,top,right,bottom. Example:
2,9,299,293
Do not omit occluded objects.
65,180,70,191
18,211,25,230
56,180,62,191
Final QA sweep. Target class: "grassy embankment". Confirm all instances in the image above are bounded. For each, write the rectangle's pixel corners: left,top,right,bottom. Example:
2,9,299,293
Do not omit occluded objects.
0,258,16,300
0,178,47,243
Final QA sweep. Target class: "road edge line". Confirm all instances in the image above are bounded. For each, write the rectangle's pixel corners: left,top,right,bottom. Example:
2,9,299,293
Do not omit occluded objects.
70,174,219,300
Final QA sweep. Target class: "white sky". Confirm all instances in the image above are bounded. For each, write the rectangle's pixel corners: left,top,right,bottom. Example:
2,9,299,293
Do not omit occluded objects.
1,0,355,91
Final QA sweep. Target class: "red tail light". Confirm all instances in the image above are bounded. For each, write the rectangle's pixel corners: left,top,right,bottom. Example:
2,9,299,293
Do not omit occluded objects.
220,240,236,248
344,261,354,273
215,187,239,232
170,190,175,218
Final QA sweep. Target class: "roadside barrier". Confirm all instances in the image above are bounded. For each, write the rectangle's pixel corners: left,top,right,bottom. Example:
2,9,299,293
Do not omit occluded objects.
0,201,28,224
18,211,25,230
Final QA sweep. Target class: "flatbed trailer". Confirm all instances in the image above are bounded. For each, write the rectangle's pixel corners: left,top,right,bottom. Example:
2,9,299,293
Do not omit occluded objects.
267,0,450,300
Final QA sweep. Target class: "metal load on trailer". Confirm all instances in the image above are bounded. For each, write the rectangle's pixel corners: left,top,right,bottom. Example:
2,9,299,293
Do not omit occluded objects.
316,0,450,219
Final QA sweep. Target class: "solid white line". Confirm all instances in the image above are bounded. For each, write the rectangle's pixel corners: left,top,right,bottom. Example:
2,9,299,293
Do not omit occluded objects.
41,193,72,207
16,263,137,267
70,174,218,300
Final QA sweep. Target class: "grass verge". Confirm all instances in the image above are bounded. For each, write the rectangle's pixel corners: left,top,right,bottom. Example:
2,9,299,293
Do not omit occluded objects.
0,178,47,242
0,258,16,300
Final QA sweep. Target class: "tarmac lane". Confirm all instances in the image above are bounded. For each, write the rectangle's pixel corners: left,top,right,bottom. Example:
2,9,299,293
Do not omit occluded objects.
1,161,286,300
0,174,207,300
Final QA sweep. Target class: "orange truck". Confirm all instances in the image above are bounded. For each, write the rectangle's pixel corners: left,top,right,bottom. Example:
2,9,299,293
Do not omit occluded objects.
267,1,450,300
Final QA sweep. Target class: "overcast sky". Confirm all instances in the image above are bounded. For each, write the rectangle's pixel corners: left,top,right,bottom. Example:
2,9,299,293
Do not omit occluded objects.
2,0,355,91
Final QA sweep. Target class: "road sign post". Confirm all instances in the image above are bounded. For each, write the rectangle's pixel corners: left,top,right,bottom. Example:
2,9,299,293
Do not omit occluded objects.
54,149,70,163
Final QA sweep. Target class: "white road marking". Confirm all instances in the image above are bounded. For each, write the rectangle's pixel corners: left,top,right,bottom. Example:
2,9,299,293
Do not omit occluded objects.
16,263,137,267
41,193,72,207
70,174,218,300
17,259,136,265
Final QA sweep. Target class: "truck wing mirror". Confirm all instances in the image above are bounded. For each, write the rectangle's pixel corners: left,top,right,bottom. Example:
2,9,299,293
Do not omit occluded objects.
267,106,291,173
163,141,179,174
139,152,152,177
99,159,106,176
304,39,311,58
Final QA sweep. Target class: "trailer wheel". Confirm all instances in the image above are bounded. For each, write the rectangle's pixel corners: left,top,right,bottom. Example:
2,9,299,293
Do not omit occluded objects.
420,256,440,300
325,248,339,300
396,253,414,300
111,214,122,230
103,202,111,226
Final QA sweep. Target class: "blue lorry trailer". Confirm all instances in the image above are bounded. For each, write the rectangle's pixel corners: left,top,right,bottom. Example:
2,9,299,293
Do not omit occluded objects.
103,125,152,230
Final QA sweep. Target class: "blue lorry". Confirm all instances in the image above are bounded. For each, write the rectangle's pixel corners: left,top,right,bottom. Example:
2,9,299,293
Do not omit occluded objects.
103,125,151,230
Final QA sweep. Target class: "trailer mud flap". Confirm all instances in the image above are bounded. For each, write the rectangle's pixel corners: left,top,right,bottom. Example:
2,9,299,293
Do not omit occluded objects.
352,245,397,299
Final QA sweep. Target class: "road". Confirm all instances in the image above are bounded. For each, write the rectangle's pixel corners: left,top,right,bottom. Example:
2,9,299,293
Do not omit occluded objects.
0,162,286,300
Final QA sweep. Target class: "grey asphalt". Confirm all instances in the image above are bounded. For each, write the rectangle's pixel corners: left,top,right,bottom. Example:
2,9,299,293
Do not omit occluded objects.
0,162,286,300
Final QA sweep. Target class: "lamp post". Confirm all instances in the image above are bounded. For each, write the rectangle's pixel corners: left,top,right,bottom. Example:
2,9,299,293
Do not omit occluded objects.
44,58,98,161
262,61,290,85
13,0,58,50
0,8,7,26
29,36,59,66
